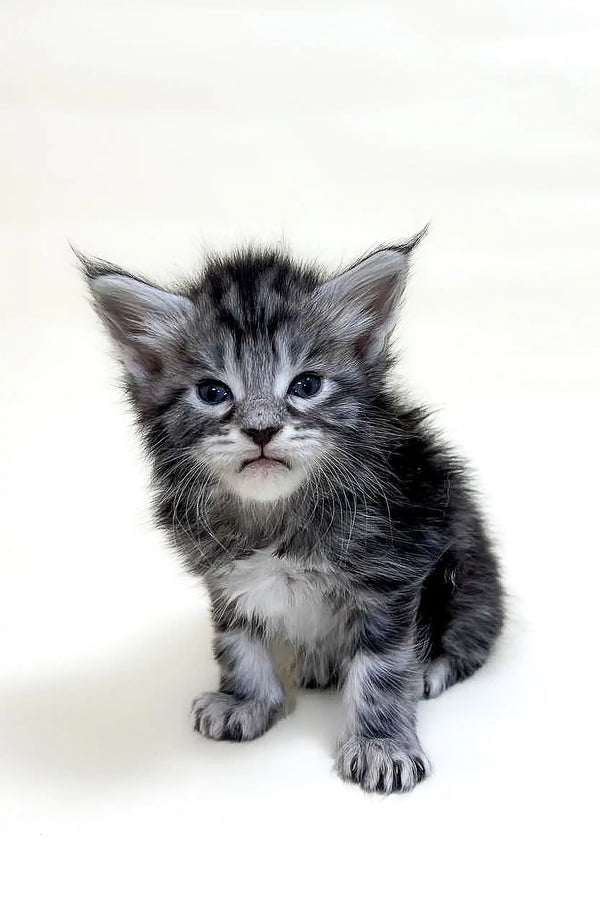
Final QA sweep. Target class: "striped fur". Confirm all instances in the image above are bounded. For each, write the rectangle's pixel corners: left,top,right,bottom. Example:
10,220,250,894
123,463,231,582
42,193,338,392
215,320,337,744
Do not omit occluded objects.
82,237,504,794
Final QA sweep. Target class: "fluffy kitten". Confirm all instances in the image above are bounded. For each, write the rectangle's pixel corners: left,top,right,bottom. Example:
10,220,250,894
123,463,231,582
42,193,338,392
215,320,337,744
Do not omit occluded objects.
81,233,504,794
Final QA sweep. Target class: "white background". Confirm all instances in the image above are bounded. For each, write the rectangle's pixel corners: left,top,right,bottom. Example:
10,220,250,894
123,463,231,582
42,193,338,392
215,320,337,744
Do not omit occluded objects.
1,1,598,897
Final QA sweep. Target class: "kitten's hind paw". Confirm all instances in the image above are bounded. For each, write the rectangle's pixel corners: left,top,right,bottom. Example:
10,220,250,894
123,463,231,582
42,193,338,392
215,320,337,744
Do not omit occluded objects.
192,692,283,742
421,657,453,699
336,737,431,794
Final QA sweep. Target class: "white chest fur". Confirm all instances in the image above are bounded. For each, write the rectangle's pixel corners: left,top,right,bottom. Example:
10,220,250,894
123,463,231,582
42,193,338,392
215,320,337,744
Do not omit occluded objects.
222,548,341,645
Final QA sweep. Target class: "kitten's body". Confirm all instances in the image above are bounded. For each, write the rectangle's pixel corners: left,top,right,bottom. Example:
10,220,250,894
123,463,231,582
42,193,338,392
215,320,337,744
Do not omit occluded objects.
83,238,504,794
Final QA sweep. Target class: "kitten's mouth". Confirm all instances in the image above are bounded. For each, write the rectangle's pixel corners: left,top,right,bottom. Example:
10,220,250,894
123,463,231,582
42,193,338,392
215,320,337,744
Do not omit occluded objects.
240,454,290,473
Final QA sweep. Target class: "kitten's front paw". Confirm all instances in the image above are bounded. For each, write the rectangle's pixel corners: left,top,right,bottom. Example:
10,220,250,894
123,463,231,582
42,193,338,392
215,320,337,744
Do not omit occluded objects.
336,737,431,794
192,692,282,742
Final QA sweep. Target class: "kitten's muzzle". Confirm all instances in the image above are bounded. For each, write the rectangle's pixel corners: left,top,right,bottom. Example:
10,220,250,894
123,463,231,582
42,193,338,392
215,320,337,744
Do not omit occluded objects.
239,396,284,448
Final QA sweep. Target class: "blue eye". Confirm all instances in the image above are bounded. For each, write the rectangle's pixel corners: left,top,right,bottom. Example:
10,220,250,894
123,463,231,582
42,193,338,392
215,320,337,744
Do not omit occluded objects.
197,380,232,405
288,373,322,399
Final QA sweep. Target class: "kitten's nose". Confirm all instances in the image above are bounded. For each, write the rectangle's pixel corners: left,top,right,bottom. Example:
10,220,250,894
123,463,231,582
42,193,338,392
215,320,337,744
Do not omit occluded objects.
242,426,281,447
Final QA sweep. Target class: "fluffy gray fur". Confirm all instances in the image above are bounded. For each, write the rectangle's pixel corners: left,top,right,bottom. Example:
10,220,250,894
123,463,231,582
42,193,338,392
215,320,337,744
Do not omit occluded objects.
81,233,504,794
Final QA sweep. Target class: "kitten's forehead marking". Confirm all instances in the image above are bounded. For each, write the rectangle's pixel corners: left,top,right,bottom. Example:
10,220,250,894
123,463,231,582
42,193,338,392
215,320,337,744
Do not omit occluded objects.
221,341,246,399
204,273,326,402
218,335,299,402
273,356,295,398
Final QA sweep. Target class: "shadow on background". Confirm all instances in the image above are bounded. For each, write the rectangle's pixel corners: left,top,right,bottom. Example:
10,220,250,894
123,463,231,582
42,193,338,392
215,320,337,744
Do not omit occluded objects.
0,613,344,787
0,614,217,782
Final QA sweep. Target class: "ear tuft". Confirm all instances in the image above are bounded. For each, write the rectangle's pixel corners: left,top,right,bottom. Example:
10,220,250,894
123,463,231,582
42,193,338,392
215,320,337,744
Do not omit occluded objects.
71,245,136,282
380,223,430,256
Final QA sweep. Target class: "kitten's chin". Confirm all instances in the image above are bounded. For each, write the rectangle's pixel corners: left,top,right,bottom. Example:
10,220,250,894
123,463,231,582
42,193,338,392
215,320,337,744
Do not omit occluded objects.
223,463,305,504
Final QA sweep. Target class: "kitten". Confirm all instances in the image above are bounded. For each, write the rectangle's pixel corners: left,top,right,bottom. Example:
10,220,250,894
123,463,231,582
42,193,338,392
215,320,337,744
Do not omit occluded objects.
81,232,504,794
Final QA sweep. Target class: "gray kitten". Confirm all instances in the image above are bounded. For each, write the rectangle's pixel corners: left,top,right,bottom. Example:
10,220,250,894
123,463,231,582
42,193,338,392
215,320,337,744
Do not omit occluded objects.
81,233,503,794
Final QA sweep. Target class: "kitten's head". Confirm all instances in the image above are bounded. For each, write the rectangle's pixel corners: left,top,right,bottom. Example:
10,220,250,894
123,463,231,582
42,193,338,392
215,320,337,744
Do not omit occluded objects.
81,234,424,504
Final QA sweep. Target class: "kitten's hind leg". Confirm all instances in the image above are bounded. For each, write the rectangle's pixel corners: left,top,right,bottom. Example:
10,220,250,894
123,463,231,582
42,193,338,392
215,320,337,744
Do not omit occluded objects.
419,548,504,700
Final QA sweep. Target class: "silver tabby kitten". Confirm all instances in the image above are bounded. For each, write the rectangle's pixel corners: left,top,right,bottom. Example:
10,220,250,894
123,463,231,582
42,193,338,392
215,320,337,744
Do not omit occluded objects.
81,232,503,794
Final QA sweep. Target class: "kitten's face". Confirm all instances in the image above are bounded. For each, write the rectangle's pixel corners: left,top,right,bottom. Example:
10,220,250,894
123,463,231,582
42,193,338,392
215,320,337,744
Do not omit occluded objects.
84,243,417,504
183,318,361,503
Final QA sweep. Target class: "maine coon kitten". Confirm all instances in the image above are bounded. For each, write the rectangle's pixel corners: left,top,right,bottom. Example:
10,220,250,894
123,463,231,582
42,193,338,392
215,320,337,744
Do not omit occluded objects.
81,233,504,794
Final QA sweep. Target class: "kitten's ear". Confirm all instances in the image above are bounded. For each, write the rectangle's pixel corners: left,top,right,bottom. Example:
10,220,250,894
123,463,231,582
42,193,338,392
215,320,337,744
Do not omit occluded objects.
76,251,193,381
318,228,427,361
